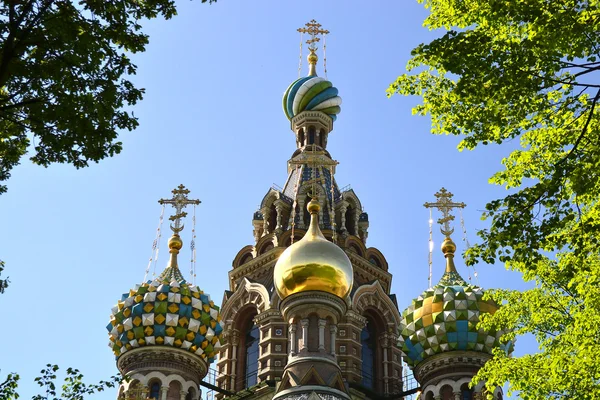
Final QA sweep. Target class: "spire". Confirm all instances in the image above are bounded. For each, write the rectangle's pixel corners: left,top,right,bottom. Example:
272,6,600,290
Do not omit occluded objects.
157,184,201,282
307,48,318,77
306,196,325,240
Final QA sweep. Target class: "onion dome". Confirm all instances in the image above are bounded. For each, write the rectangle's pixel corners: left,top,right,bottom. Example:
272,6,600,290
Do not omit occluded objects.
282,50,342,121
274,198,353,300
398,237,513,368
107,234,223,364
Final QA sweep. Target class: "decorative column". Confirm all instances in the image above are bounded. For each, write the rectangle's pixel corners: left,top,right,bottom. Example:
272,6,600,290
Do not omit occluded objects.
262,207,270,234
289,324,297,356
339,203,348,233
180,390,187,400
275,199,286,231
230,330,239,390
318,319,327,350
453,392,462,400
160,386,169,400
300,319,309,351
252,219,263,242
381,335,389,394
330,326,337,356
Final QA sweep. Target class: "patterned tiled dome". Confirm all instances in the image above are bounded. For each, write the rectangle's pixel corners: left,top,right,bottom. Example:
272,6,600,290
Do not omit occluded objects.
107,235,223,364
398,238,513,367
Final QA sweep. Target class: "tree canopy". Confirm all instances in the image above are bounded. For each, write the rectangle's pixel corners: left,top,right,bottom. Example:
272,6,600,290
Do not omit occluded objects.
388,0,600,398
0,0,214,194
0,364,119,399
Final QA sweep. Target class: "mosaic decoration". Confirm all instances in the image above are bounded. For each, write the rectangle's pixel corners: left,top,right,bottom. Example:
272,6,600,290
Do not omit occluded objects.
283,76,342,121
398,271,513,367
107,277,223,364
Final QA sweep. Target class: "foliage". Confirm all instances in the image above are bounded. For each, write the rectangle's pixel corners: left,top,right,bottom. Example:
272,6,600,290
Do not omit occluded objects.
388,0,600,398
0,0,215,194
0,260,8,293
0,365,120,400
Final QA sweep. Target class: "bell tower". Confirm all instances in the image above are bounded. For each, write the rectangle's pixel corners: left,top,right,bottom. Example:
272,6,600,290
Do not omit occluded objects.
215,21,405,400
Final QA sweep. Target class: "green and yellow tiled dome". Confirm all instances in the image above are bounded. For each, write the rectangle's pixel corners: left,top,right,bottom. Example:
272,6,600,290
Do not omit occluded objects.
107,234,223,364
398,237,513,368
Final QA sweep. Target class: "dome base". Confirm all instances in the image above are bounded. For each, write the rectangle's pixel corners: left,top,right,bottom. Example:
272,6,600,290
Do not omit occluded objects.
280,290,347,324
413,350,491,389
117,346,208,385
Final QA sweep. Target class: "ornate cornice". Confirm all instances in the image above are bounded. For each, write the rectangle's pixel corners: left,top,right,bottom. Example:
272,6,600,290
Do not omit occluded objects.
229,248,283,285
117,347,207,384
414,351,491,386
347,252,392,291
291,111,333,132
342,310,367,327
255,309,284,323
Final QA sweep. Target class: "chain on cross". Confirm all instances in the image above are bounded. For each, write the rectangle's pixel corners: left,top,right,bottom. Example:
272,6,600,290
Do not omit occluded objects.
297,19,329,52
424,187,466,237
158,184,201,234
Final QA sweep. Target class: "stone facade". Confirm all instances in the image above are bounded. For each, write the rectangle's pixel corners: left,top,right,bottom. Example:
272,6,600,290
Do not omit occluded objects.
215,110,404,400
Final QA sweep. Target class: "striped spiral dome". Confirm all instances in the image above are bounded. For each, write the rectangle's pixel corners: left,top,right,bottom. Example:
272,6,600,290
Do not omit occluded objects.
283,76,342,121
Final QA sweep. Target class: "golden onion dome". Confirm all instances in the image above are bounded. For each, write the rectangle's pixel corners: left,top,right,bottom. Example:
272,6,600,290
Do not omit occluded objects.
274,198,353,300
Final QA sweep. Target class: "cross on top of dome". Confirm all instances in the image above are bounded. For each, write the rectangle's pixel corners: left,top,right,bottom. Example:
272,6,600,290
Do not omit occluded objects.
297,19,329,52
424,187,466,237
158,184,201,234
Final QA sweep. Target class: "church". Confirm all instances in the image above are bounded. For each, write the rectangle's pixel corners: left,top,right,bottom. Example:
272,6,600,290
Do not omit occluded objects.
105,21,511,400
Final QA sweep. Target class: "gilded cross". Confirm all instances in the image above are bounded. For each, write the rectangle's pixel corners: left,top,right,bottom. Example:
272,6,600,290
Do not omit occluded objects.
297,19,329,51
158,184,201,234
424,188,466,237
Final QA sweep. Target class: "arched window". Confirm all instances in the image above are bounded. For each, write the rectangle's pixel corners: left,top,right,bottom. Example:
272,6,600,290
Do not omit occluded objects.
299,129,305,147
461,383,473,400
308,126,315,144
234,306,259,391
267,203,277,233
361,323,375,389
186,387,196,400
127,380,142,400
245,321,260,387
167,381,182,400
440,385,454,400
345,207,356,235
148,381,161,399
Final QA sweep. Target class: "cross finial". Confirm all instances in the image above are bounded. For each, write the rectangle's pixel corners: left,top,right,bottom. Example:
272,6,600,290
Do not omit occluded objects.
297,19,329,52
158,184,201,234
423,188,466,237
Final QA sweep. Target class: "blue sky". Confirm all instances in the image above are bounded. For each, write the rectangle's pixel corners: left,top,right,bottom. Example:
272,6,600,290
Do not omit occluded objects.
0,1,535,399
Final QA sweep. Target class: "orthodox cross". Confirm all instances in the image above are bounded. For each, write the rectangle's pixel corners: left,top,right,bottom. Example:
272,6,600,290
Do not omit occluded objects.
158,184,201,234
298,19,329,51
424,188,466,237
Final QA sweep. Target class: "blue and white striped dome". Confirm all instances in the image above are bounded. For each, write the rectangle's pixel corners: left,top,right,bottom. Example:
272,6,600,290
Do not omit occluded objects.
282,76,342,121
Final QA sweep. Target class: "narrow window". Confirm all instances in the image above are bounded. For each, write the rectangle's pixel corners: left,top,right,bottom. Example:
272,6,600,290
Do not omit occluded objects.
361,323,375,389
149,382,161,399
245,322,260,387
